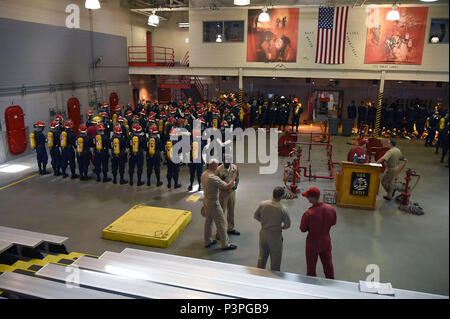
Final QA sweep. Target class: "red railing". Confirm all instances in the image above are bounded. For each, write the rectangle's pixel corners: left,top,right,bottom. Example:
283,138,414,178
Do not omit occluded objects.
181,51,190,67
128,46,175,67
192,76,208,101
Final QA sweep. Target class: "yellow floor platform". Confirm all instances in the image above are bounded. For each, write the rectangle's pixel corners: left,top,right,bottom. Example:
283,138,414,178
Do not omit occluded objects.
101,205,192,248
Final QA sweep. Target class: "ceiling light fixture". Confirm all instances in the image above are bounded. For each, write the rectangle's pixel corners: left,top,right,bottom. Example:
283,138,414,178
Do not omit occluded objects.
420,0,439,2
85,0,101,10
178,22,189,28
431,36,440,43
148,10,159,26
386,4,400,21
258,7,270,23
234,0,250,5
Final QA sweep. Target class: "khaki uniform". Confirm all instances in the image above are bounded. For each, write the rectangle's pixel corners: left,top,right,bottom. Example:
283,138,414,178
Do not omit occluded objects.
380,146,402,199
216,164,238,231
254,199,291,271
201,170,230,248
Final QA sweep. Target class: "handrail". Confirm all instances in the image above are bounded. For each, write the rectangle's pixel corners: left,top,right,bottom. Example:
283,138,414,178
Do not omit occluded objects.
128,46,174,66
181,51,189,67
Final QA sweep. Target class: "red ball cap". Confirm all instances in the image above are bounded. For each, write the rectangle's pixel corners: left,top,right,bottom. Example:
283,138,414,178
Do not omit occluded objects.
301,187,321,198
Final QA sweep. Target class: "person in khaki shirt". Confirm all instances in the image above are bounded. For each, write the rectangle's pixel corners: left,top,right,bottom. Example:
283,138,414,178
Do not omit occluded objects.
377,139,402,200
254,187,291,271
216,157,240,236
201,159,238,250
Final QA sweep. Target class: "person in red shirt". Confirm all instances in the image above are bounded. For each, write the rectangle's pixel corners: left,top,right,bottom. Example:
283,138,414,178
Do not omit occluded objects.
300,187,337,279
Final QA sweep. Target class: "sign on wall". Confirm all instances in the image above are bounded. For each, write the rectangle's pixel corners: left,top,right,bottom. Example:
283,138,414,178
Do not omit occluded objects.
364,7,428,65
247,8,299,62
350,172,371,196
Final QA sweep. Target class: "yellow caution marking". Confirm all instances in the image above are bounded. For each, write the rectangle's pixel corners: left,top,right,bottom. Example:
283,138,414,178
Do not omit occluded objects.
0,173,39,191
186,194,201,203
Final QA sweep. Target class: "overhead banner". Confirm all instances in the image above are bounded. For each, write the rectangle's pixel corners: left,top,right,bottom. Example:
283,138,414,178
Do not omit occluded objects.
364,7,428,65
247,8,299,63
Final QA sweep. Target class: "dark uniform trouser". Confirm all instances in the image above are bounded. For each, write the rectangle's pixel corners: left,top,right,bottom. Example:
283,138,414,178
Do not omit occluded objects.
61,148,76,175
36,146,48,170
49,147,61,172
94,151,109,178
129,153,144,179
441,134,449,162
426,130,436,146
147,157,161,182
416,121,425,137
77,153,90,177
306,246,335,279
167,161,180,185
257,229,283,271
111,154,126,179
204,199,229,249
292,116,300,131
436,132,447,154
189,163,203,186
406,120,414,134
368,117,376,131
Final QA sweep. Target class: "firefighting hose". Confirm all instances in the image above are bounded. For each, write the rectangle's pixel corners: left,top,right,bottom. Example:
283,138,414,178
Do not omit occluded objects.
395,167,424,216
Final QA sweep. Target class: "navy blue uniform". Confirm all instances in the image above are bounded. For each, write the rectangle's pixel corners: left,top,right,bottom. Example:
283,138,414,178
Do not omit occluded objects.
416,106,427,137
146,134,163,186
165,136,181,188
128,133,146,185
188,137,205,191
405,107,416,134
34,129,48,174
49,130,62,176
357,105,367,131
347,104,357,120
394,108,404,133
291,102,303,132
60,129,78,178
367,106,377,131
278,106,289,131
426,113,440,146
110,134,128,184
93,133,110,182
75,135,92,180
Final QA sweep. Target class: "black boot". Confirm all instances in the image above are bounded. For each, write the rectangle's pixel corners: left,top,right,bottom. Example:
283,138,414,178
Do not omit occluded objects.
137,174,144,186
156,178,163,187
113,175,117,184
198,181,202,191
188,183,193,191
62,171,68,178
71,172,79,179
167,178,171,188
147,175,151,186
38,163,43,175
129,175,133,186
53,167,58,176
120,174,128,185
55,167,62,176
42,165,49,175
103,174,111,183
174,179,182,189
96,174,101,182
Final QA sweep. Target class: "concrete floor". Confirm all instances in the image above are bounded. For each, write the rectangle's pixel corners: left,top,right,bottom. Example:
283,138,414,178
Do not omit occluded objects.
0,127,448,296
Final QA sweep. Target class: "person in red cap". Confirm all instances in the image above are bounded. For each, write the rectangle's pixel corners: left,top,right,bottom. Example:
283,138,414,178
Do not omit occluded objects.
300,187,337,279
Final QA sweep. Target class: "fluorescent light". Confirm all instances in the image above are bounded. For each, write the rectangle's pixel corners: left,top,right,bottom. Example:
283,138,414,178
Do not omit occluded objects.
431,36,440,43
85,0,101,10
216,34,222,42
178,22,189,28
234,0,250,5
386,7,400,21
0,164,30,173
148,10,159,26
258,7,270,23
420,0,438,2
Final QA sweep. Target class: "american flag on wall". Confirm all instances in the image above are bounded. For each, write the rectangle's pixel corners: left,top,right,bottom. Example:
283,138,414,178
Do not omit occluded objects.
315,6,349,64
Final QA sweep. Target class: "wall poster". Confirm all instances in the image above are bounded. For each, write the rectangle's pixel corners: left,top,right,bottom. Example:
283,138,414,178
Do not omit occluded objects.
247,8,299,62
364,7,428,65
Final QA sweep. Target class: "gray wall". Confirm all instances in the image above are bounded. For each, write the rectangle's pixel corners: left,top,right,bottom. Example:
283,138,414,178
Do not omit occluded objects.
0,17,129,86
